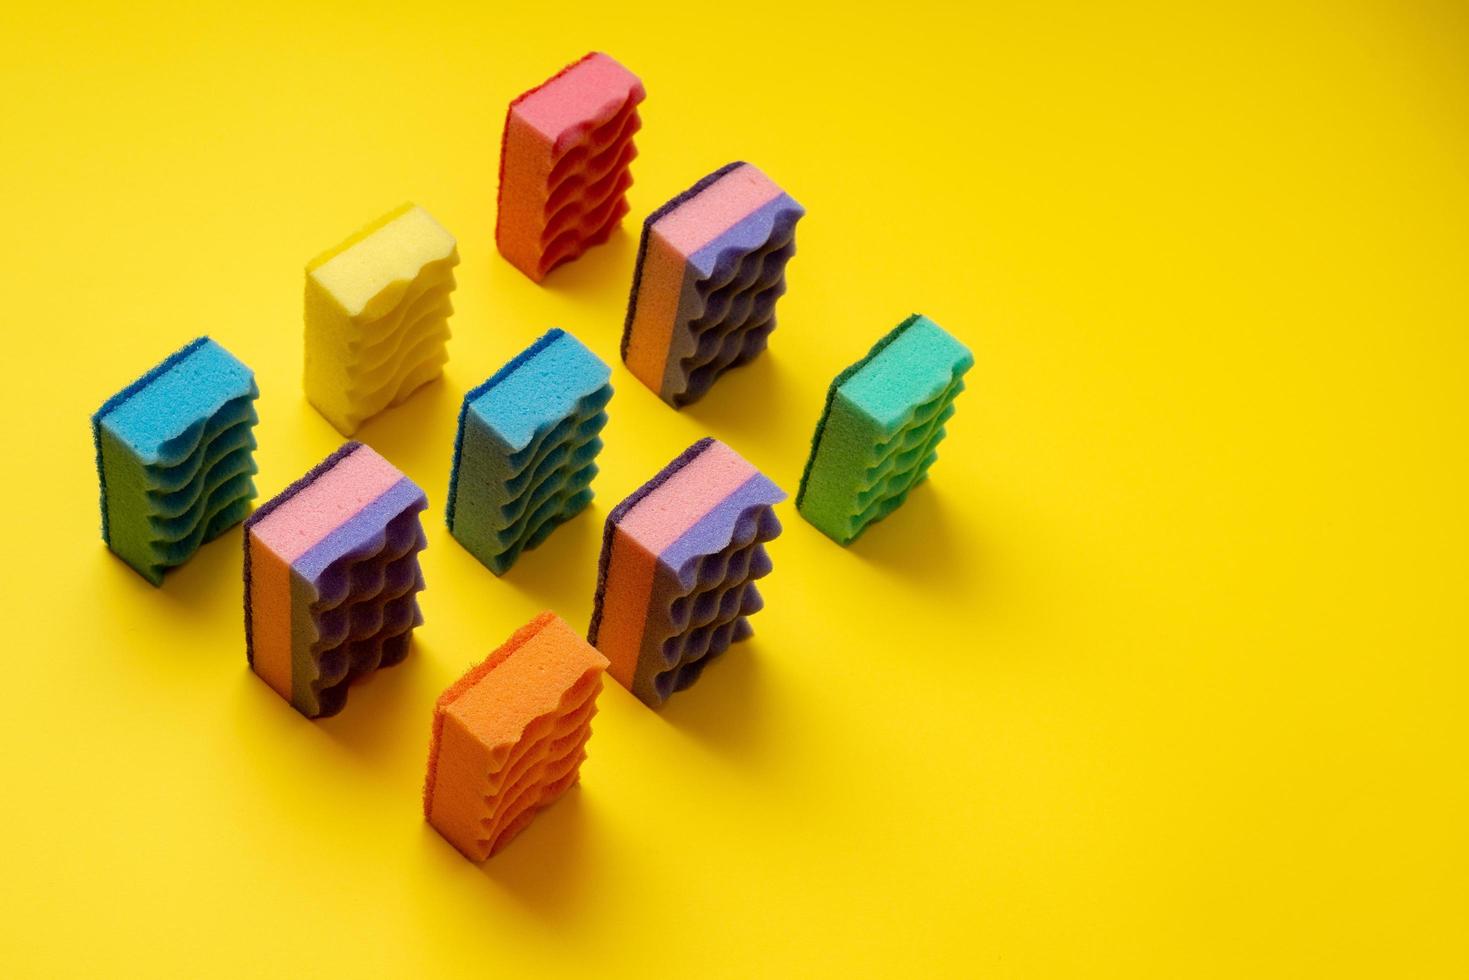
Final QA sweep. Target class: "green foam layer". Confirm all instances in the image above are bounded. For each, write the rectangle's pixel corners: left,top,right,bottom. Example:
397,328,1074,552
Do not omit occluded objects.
797,315,973,545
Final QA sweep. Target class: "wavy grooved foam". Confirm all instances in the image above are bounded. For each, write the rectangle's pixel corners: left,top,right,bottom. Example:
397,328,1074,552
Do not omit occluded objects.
496,52,645,282
446,329,612,574
243,442,428,718
424,612,609,860
305,203,460,435
588,438,785,708
796,315,974,545
92,336,260,585
621,162,804,407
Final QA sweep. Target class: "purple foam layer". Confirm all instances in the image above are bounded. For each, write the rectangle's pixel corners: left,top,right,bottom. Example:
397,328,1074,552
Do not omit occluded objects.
661,196,803,404
296,477,428,588
312,515,426,647
660,471,786,583
286,474,428,718
630,488,784,706
686,193,802,280
301,496,427,714
657,582,765,697
666,535,775,633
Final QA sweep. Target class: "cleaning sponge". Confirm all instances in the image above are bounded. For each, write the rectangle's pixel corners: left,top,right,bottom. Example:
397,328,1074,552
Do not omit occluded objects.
622,162,804,407
588,437,784,708
496,52,645,282
92,336,259,585
244,442,427,718
305,203,459,435
446,328,612,574
797,314,973,545
424,611,609,860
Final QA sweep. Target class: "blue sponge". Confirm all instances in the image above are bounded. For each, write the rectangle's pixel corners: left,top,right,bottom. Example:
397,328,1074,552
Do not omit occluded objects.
92,336,260,584
446,329,612,574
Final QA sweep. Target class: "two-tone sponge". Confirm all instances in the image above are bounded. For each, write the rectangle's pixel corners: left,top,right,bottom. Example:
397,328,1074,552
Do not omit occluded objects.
92,336,259,585
797,315,973,545
424,611,609,860
496,52,645,282
446,329,612,575
305,203,459,435
589,438,784,708
622,162,804,407
244,442,427,719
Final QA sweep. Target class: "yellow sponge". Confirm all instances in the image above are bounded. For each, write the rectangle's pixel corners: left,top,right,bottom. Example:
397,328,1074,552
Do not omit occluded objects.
304,203,460,435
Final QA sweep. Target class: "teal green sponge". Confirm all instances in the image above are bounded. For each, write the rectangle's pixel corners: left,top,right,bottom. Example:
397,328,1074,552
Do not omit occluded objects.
92,336,260,584
796,315,972,545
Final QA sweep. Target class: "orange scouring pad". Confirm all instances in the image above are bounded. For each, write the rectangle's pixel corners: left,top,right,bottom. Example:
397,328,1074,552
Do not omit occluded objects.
495,52,645,282
423,611,609,860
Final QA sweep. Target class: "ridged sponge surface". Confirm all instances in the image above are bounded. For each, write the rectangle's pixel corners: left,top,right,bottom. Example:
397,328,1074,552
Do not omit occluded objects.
496,52,645,282
797,315,973,545
244,442,427,719
423,611,609,861
588,438,785,708
92,336,260,585
304,203,459,435
446,328,612,575
622,162,804,407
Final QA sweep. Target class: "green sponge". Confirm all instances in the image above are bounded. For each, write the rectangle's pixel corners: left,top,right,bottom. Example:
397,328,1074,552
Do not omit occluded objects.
796,315,973,545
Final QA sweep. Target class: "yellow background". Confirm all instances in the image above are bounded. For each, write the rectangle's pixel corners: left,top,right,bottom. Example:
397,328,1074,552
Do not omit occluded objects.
2,1,1465,976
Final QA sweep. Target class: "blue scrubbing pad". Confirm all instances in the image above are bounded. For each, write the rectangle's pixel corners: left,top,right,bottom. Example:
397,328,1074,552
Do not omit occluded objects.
796,315,972,545
92,336,260,584
446,329,612,574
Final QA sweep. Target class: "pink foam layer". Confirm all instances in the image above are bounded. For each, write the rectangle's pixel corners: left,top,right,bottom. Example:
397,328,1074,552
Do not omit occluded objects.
251,445,403,564
654,163,783,257
513,52,642,152
618,441,756,554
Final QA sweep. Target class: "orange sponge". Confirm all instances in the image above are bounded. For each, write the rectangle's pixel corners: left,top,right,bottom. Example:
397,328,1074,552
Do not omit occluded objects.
423,611,609,860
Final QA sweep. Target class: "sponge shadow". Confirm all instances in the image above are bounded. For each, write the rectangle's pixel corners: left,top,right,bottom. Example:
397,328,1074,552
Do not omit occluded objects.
352,377,458,494
473,789,597,917
495,504,605,628
681,354,811,467
656,637,772,761
843,481,971,594
315,638,433,758
150,523,248,625
537,227,637,305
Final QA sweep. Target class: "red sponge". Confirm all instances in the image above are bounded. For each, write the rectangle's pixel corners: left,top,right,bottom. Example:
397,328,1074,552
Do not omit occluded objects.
423,611,609,860
495,52,645,282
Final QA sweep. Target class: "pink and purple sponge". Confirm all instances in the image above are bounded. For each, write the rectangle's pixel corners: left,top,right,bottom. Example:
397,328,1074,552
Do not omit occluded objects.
622,162,804,407
244,442,427,718
588,437,784,708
